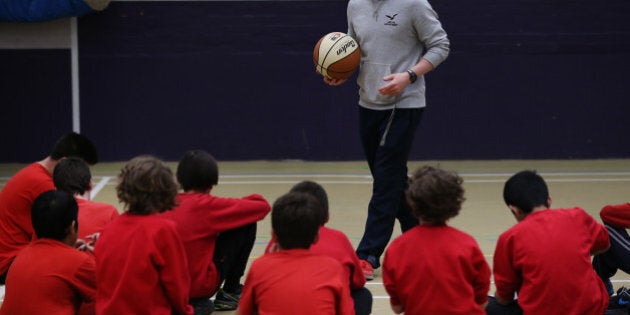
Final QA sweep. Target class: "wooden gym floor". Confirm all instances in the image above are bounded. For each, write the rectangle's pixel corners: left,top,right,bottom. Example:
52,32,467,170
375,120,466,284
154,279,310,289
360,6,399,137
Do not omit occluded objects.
1,159,629,314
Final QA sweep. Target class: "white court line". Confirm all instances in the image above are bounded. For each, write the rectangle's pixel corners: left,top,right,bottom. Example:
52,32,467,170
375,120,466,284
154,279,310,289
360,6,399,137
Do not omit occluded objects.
217,178,630,185
366,279,630,299
220,171,630,179
220,180,372,185
3,170,630,182
222,174,373,179
90,176,112,198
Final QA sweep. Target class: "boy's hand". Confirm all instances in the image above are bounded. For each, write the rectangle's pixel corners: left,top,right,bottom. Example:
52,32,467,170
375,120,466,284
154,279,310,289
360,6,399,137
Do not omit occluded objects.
76,232,100,253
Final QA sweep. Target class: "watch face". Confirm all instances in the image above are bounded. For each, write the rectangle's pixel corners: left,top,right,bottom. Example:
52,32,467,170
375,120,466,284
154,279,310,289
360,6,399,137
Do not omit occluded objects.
408,70,417,83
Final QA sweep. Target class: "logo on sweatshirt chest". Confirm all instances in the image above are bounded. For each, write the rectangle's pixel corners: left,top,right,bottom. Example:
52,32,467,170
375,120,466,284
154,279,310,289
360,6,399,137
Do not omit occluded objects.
384,13,398,26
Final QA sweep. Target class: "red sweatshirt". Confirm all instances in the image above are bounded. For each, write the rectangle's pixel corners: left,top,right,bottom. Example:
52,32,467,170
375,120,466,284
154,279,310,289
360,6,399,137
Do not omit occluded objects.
160,193,270,298
0,163,54,275
238,249,355,315
264,226,366,290
95,213,193,315
493,208,609,315
600,203,630,227
383,224,490,315
0,238,96,315
76,198,119,240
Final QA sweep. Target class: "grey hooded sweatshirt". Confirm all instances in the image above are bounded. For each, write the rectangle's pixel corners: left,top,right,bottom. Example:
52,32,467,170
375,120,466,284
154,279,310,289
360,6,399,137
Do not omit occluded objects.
348,0,450,110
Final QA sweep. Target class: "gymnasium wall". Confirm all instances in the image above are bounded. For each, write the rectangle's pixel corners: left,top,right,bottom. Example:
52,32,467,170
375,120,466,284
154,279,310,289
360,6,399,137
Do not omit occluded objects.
1,0,629,162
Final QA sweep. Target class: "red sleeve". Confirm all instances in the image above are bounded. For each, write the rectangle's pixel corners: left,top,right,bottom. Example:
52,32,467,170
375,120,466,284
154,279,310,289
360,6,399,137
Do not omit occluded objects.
74,255,97,303
74,255,97,315
237,263,257,315
578,209,610,253
492,233,520,302
208,194,270,232
153,224,194,315
471,245,491,305
334,264,355,315
382,249,402,308
600,203,630,228
338,234,366,290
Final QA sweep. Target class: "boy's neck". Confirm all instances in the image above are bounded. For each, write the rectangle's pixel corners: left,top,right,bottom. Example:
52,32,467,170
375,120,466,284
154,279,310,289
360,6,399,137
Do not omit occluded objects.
37,156,57,175
184,188,212,194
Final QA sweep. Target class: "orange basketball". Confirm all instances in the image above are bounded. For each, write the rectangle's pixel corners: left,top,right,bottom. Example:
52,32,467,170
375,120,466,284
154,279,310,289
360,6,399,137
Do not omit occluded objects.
313,32,361,80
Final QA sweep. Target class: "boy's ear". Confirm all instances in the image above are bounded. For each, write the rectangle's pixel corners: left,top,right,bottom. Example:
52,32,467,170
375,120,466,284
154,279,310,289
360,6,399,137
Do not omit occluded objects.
508,205,526,221
65,220,78,237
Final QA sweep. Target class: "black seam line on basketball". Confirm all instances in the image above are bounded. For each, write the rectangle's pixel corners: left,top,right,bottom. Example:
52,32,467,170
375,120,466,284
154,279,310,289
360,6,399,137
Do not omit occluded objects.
321,34,350,75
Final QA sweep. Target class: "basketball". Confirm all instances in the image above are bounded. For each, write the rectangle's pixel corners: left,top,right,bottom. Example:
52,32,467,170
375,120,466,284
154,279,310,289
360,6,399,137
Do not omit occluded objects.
313,32,360,80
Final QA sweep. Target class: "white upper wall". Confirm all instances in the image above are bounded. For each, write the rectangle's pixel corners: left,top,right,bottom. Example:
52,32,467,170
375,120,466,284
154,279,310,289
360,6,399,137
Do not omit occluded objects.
0,18,71,49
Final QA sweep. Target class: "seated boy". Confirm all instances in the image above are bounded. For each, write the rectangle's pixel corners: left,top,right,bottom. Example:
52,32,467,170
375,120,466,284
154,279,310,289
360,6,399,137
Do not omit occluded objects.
238,192,354,315
488,170,610,315
264,181,372,315
53,156,119,241
382,166,490,314
592,203,630,307
94,156,193,315
0,190,96,314
160,150,271,313
0,132,98,283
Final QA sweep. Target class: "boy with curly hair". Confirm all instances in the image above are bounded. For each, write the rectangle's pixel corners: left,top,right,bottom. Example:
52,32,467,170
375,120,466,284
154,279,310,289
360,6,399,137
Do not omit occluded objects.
94,156,193,315
382,165,490,314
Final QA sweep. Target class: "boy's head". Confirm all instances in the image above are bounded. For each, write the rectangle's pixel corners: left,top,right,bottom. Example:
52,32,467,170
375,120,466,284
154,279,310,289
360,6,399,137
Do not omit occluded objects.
176,150,219,192
31,190,79,243
116,156,177,215
50,132,98,165
53,157,91,196
503,170,550,215
271,192,320,250
289,181,328,226
406,165,465,224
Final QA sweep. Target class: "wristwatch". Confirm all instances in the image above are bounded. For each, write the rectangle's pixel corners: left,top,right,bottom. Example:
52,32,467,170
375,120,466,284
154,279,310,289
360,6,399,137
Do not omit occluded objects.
406,69,417,83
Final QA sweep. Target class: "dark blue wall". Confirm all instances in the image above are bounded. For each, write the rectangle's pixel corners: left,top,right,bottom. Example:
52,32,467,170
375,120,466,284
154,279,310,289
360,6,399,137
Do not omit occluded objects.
0,50,73,161
2,0,630,162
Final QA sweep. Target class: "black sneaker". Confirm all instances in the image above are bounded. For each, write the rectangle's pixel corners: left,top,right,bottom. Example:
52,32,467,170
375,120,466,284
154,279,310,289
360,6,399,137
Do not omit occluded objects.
609,286,630,310
214,288,241,311
189,297,214,315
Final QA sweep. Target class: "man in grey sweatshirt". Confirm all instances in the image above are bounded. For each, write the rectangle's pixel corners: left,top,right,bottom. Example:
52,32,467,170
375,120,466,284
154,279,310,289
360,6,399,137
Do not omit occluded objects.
323,0,450,280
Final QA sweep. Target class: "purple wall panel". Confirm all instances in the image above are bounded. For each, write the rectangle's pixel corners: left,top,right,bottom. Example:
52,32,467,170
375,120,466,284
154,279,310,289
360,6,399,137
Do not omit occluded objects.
0,50,72,162
2,0,629,162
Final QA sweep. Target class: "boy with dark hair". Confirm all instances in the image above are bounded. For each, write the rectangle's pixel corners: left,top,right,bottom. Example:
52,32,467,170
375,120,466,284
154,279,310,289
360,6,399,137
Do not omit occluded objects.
0,132,98,283
0,190,96,314
264,181,372,315
53,157,119,241
238,192,354,315
94,156,193,315
382,165,490,314
488,170,610,315
160,150,271,313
